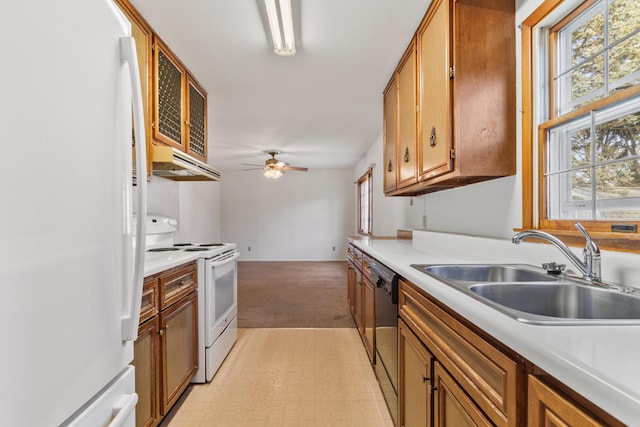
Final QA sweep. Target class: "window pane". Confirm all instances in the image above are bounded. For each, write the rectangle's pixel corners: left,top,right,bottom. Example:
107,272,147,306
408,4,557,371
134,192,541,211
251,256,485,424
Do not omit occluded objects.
609,0,640,42
608,31,640,84
570,55,605,101
595,111,640,163
571,127,592,168
596,160,640,199
547,169,594,219
573,168,593,200
570,11,604,67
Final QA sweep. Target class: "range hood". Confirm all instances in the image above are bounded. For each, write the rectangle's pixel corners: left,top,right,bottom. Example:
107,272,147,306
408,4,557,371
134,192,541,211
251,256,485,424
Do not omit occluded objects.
152,145,220,181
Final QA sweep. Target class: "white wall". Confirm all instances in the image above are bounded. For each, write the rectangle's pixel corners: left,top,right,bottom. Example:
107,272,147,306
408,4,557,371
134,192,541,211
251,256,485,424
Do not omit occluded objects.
220,169,354,260
142,176,222,243
178,181,221,242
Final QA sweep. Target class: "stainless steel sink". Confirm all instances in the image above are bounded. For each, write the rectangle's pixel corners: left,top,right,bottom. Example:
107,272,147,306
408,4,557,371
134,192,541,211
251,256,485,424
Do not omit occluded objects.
416,264,556,283
410,263,640,325
469,283,640,324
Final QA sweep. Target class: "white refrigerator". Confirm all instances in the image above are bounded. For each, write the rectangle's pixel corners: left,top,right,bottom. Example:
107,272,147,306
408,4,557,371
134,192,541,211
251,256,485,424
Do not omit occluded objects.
0,0,147,425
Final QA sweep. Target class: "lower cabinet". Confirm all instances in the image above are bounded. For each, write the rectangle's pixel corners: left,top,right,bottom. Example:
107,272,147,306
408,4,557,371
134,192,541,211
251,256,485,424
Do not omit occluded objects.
134,262,198,427
399,277,523,427
353,262,363,331
362,275,375,362
527,375,623,427
399,319,433,427
134,317,160,427
398,277,626,427
160,291,198,413
346,244,375,365
432,361,493,427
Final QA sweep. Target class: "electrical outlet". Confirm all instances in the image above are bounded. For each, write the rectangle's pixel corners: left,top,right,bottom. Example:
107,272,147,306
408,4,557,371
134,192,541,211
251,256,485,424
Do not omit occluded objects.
248,246,251,252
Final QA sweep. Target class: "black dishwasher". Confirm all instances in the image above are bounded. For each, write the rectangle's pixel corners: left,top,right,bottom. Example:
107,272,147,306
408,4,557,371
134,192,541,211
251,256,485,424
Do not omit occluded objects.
370,258,398,426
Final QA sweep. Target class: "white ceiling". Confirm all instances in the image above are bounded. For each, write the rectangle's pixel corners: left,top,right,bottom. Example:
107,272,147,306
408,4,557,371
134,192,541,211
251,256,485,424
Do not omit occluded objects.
129,0,429,171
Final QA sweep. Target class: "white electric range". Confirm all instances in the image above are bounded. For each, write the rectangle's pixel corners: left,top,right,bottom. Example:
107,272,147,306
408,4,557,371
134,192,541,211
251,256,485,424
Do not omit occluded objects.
144,215,239,383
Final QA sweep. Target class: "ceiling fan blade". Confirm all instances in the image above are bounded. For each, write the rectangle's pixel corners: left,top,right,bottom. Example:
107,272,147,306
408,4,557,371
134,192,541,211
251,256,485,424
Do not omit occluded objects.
241,163,265,167
282,166,308,171
243,167,264,171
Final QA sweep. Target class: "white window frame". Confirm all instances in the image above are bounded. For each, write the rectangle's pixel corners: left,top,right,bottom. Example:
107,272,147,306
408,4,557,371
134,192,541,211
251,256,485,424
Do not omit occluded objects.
357,168,373,235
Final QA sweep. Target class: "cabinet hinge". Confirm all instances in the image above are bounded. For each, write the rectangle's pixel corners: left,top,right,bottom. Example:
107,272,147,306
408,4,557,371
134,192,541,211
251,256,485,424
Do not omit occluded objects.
450,148,455,159
449,66,455,79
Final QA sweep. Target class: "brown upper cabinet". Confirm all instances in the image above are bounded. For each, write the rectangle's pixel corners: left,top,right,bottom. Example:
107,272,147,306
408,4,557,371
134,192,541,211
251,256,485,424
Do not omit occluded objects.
383,79,398,193
384,0,516,196
384,40,418,193
153,38,208,162
397,40,419,190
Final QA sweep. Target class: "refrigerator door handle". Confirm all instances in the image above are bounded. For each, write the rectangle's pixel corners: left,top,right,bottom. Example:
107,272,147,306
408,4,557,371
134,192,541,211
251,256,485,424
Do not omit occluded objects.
120,36,148,341
110,393,138,427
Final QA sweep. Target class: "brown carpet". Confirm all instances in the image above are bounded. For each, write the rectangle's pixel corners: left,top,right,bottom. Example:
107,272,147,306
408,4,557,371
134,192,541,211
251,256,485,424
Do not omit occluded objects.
237,261,356,328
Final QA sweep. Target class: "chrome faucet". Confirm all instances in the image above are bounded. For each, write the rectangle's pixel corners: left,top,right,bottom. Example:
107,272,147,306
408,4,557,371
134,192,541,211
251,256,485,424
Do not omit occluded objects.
512,223,601,282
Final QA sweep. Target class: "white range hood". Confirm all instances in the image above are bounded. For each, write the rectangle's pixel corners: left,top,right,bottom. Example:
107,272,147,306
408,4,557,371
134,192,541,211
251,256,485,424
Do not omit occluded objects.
152,145,220,181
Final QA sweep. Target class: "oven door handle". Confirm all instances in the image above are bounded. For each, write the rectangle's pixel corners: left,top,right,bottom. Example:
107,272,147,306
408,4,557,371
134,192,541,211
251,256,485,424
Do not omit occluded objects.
209,251,240,267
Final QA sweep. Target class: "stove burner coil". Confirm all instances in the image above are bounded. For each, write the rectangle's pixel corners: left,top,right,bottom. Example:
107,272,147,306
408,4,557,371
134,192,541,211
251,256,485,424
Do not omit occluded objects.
148,247,181,252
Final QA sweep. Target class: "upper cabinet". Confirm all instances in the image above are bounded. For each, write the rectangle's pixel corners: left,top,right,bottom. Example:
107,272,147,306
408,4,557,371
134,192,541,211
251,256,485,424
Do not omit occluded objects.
384,0,516,196
397,40,418,190
384,40,418,193
383,79,398,193
153,39,208,162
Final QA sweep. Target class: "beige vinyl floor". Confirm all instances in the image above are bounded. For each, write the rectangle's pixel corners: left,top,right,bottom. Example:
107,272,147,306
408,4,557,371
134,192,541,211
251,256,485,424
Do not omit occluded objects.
160,328,394,427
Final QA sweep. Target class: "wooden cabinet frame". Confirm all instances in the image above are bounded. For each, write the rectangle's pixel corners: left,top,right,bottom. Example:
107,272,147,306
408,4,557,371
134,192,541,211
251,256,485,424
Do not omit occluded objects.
152,37,208,162
384,0,516,196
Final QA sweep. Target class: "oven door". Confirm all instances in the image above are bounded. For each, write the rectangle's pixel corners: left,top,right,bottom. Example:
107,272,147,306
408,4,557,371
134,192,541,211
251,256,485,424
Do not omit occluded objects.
205,251,240,347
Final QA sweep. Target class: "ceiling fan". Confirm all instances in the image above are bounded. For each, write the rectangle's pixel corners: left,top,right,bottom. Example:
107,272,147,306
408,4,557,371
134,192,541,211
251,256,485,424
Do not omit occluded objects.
242,151,308,179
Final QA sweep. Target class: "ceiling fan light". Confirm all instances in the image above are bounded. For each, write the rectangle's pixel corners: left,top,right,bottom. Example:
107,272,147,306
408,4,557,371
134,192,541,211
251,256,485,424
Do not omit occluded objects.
264,168,283,179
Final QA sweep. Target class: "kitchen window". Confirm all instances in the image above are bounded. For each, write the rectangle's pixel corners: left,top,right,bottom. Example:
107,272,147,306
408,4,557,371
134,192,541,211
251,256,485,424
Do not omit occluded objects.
358,168,373,235
522,0,640,251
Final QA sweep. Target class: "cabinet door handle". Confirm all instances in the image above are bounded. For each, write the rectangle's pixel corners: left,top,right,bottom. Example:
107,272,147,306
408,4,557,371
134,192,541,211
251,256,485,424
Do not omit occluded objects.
158,329,164,336
431,385,438,392
421,374,429,383
429,126,437,147
387,159,393,172
404,147,410,163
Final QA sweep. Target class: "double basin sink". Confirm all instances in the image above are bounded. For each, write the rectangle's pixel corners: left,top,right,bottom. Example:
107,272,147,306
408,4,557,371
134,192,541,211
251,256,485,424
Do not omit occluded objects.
411,264,640,325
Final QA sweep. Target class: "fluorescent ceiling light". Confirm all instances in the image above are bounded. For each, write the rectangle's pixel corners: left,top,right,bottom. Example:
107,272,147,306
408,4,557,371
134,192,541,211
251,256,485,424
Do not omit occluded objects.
265,0,296,56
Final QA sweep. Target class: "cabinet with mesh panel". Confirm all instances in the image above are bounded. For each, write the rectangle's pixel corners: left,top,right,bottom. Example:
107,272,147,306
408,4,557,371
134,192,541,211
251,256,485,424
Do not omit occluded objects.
153,37,208,162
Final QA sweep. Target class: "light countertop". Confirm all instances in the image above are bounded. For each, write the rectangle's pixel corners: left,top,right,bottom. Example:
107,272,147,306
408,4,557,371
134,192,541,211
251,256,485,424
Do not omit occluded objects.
351,232,640,426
